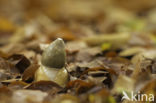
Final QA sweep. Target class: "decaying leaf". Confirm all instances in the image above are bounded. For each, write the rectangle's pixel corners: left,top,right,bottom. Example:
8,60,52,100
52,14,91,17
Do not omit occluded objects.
26,81,62,92
131,49,156,65
76,47,102,62
8,81,28,90
22,63,39,83
7,54,31,73
67,80,95,94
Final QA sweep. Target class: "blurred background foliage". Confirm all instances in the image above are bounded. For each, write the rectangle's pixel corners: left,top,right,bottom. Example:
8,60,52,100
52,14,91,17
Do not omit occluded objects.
0,0,156,23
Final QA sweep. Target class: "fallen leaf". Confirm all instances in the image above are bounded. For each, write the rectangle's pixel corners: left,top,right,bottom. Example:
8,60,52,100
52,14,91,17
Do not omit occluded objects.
12,90,48,103
7,54,31,73
26,81,62,92
67,80,95,94
22,63,39,83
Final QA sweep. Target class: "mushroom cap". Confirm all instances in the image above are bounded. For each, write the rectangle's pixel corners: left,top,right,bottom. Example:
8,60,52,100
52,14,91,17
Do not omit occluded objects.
41,38,66,68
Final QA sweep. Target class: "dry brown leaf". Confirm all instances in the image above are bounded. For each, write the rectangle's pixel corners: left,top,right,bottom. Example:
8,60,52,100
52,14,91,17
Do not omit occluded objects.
26,81,62,92
22,63,39,83
7,54,31,73
67,80,95,94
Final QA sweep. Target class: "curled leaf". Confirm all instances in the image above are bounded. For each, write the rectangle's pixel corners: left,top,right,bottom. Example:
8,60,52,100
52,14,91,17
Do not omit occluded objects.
8,54,31,73
22,64,39,83
8,81,28,89
26,81,62,92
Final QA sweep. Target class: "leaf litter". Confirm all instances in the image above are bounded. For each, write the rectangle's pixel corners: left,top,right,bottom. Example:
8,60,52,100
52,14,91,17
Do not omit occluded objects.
0,0,156,103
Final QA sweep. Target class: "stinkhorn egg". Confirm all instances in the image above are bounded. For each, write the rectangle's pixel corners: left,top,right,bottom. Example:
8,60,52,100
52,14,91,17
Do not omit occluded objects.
35,38,68,87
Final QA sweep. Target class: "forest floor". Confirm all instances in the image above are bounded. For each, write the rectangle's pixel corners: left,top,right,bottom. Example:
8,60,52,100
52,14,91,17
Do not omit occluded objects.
0,0,156,103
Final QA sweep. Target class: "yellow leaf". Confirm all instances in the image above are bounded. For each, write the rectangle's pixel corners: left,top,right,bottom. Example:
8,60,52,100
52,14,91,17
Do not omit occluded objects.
101,43,112,51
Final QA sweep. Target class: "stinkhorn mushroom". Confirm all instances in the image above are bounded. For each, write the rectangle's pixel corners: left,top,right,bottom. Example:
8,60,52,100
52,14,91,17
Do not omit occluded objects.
35,38,68,87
